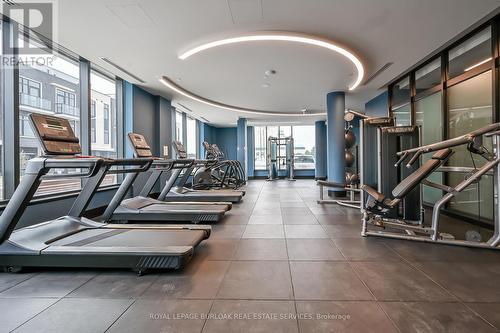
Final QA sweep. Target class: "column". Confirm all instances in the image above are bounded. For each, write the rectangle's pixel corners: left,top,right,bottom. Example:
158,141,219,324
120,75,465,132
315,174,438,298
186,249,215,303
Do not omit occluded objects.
314,120,327,179
236,117,248,180
327,91,345,196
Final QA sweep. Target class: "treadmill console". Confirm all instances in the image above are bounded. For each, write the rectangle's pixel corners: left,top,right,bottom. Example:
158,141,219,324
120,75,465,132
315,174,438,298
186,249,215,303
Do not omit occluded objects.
128,133,153,157
29,113,81,155
173,141,188,159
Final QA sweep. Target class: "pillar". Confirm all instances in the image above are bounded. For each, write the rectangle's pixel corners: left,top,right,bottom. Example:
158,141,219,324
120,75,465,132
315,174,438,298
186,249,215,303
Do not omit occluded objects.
327,91,345,196
314,120,327,179
237,117,248,180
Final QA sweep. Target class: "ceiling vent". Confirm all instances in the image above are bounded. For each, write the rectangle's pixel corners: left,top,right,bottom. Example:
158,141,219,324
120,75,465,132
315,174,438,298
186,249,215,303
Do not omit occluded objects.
2,0,19,5
177,103,194,113
362,62,393,86
227,0,263,24
99,57,145,83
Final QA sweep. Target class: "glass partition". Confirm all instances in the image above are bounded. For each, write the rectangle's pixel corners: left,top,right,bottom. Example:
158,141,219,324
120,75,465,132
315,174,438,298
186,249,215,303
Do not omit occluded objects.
447,70,493,222
415,92,443,204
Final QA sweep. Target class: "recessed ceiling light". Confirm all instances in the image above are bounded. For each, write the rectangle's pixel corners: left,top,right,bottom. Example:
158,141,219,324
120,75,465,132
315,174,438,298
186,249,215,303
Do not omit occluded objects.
178,32,364,90
159,76,326,117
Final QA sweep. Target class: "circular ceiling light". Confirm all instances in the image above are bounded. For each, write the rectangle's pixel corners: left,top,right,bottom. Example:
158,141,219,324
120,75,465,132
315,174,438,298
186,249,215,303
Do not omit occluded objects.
159,76,326,117
179,32,364,90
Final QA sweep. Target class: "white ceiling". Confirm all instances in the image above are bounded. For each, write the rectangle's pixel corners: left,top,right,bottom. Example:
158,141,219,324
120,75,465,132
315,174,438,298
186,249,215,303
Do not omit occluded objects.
47,0,500,126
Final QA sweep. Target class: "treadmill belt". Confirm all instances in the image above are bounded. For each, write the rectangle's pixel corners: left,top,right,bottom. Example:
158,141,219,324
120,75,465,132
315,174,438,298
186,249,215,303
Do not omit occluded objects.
64,229,130,246
140,204,225,212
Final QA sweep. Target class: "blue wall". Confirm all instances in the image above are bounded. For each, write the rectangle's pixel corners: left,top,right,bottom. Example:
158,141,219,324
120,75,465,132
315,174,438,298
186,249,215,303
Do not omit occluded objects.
214,127,237,160
365,91,389,117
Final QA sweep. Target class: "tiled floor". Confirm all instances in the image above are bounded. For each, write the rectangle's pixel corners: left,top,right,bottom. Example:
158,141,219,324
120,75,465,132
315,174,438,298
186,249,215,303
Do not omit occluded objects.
2,180,500,332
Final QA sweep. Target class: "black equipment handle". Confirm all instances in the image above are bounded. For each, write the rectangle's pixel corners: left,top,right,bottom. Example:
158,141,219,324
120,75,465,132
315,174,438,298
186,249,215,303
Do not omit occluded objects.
170,159,196,169
41,157,103,178
397,122,500,166
104,158,154,174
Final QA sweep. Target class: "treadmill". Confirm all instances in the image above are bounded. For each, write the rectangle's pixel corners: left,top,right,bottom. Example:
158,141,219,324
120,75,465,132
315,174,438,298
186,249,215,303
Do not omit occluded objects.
0,114,210,274
163,141,245,203
103,133,231,223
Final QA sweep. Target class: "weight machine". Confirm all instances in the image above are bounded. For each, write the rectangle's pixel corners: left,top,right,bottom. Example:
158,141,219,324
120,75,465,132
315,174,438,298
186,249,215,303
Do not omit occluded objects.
267,136,295,181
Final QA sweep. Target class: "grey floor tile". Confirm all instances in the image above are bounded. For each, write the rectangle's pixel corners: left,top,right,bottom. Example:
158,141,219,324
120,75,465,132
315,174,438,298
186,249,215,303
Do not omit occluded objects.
0,298,58,333
14,298,133,333
380,301,496,333
107,299,211,333
281,207,312,216
203,300,298,333
234,239,288,260
413,262,500,302
194,239,239,261
252,208,282,216
323,224,363,238
67,272,158,298
284,225,329,238
333,238,402,261
141,261,230,299
282,214,318,224
286,239,344,260
0,272,95,298
248,214,283,224
467,303,500,330
315,214,360,225
352,262,455,301
290,262,372,300
0,273,37,293
217,261,293,299
296,301,398,333
280,201,307,207
218,214,251,225
383,239,500,262
242,225,285,238
210,225,246,239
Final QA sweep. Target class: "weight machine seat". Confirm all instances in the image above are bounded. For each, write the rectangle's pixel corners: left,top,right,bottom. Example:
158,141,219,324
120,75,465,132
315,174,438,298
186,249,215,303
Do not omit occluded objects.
316,180,346,188
362,148,452,212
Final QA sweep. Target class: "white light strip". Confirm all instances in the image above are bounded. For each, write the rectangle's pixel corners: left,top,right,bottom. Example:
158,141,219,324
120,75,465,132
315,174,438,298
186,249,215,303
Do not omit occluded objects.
464,57,492,72
179,33,364,90
159,76,326,117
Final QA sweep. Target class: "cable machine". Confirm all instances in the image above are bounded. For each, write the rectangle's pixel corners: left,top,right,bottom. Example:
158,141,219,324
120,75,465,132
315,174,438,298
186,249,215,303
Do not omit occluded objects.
267,136,295,181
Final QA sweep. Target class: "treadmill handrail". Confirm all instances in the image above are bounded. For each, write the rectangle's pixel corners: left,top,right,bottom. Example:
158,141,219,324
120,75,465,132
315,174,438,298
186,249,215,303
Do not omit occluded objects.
24,157,104,178
104,158,154,174
0,156,106,243
170,159,195,169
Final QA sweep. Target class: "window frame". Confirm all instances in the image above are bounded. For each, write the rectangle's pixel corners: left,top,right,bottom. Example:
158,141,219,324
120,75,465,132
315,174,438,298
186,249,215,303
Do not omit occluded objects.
386,18,500,226
0,16,124,202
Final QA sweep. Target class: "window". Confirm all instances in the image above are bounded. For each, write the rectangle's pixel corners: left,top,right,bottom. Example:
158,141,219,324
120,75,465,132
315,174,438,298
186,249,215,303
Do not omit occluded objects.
391,76,411,126
447,70,493,222
175,111,183,143
55,88,78,117
254,126,267,170
90,70,117,185
292,126,316,169
103,103,110,144
415,92,443,204
91,100,96,143
415,58,441,92
448,27,492,79
253,125,316,170
18,35,82,196
186,116,197,158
